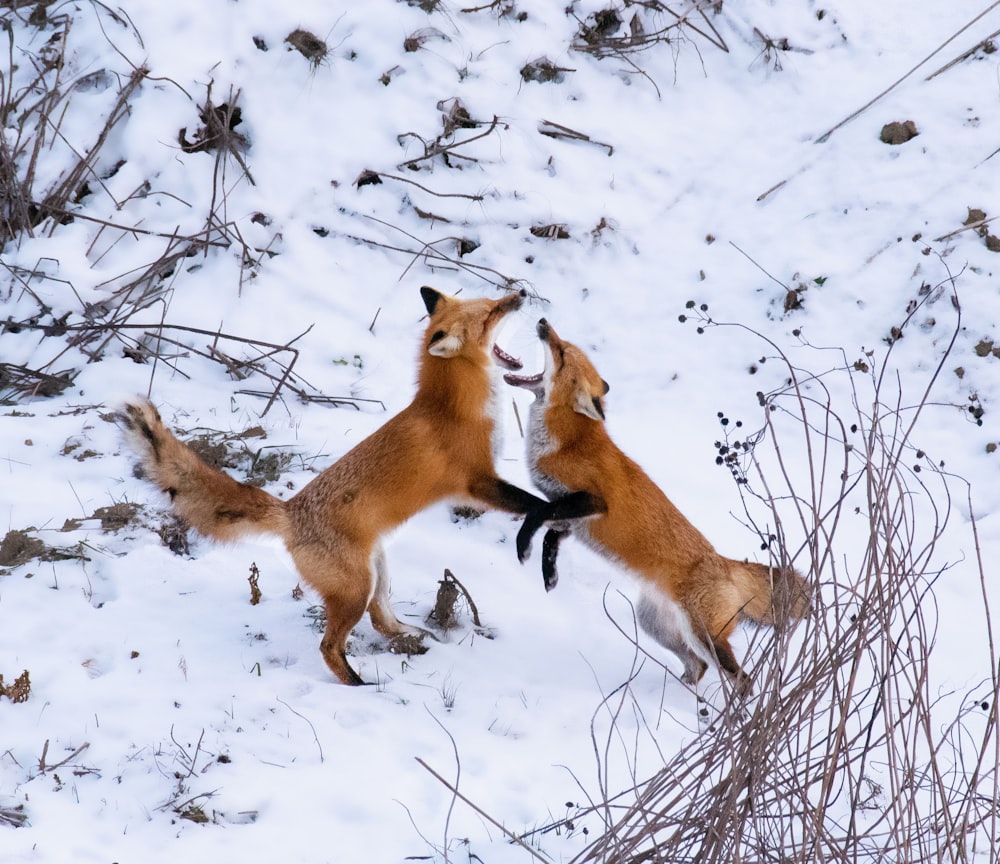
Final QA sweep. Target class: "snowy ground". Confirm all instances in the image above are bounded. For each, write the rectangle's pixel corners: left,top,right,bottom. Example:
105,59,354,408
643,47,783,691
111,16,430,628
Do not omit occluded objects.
2,1,1000,861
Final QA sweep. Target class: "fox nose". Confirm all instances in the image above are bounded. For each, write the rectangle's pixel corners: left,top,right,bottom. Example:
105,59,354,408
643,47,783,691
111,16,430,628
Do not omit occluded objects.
503,288,527,311
537,318,550,341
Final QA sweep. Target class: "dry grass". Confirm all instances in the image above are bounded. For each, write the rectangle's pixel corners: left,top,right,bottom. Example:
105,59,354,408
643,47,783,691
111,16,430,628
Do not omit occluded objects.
0,22,365,414
565,272,999,863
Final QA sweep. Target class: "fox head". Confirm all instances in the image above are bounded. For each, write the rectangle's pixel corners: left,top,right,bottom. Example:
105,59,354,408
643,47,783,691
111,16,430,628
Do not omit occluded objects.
506,318,609,422
420,286,525,369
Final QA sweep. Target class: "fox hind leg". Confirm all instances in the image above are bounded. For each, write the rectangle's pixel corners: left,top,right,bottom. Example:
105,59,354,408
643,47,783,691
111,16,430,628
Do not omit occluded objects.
367,545,434,652
291,544,374,685
636,588,709,686
319,593,368,686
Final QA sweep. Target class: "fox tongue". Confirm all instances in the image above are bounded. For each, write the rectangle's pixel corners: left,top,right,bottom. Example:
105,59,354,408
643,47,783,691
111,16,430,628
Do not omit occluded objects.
493,343,522,370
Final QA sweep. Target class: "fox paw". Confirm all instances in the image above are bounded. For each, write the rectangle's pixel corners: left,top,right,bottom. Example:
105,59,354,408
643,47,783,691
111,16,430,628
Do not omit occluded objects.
515,526,534,564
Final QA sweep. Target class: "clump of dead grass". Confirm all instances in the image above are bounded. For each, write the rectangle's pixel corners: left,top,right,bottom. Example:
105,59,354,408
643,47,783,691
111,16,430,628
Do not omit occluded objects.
0,670,31,703
285,28,329,67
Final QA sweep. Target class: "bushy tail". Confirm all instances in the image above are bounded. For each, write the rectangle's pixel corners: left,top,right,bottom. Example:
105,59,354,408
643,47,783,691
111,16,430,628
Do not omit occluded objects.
117,399,290,543
729,559,812,627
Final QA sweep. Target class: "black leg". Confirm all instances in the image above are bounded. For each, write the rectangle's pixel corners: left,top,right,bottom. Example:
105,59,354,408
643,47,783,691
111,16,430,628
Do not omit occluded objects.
468,476,547,515
541,528,566,591
516,491,607,563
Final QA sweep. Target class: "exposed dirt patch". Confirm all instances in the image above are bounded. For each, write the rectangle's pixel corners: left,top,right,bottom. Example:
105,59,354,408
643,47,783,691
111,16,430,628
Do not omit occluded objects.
387,633,430,657
285,29,328,66
521,57,572,83
157,513,191,556
880,120,918,144
0,531,45,567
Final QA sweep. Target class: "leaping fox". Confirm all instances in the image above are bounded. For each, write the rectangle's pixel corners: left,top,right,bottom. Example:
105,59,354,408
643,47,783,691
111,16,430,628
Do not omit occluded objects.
505,318,810,690
119,286,548,685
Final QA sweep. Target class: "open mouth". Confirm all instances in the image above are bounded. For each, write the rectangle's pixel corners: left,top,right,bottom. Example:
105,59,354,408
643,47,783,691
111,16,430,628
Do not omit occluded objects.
493,343,522,371
503,369,542,389
491,289,527,370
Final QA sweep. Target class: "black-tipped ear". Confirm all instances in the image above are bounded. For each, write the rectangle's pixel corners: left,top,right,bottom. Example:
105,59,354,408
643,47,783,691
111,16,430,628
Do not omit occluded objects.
420,286,443,315
601,378,610,395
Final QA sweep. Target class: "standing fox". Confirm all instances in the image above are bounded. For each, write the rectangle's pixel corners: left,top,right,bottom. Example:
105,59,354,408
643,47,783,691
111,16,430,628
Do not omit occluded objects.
118,286,549,686
505,319,810,689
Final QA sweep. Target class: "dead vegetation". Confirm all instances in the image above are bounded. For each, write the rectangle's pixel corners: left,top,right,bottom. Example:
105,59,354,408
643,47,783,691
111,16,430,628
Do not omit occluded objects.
396,97,507,171
0,670,31,703
0,20,363,415
425,569,486,633
562,277,1000,862
571,3,728,60
0,527,89,568
0,7,146,246
0,469,287,569
285,28,329,66
520,57,574,84
0,802,28,828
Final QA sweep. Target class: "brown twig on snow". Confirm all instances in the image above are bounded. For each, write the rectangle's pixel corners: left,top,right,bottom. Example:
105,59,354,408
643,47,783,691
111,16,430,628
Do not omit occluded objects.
571,3,728,57
538,120,614,156
816,1,1000,143
925,26,1000,81
416,757,555,863
397,112,506,171
350,214,535,295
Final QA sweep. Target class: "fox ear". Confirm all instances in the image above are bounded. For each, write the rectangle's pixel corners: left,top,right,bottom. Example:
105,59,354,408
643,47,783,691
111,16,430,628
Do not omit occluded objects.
574,388,605,422
428,331,464,357
421,286,445,315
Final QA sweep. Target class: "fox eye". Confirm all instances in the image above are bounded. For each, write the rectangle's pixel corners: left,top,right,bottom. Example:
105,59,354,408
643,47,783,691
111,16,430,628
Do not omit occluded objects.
429,330,447,344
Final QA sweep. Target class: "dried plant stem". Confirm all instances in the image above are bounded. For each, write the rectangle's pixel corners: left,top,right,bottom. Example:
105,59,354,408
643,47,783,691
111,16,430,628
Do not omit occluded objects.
569,264,998,863
816,1,1000,143
416,757,555,863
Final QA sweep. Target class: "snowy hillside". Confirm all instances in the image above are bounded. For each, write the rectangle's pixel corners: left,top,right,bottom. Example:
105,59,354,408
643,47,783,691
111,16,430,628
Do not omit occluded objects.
2,1,1000,861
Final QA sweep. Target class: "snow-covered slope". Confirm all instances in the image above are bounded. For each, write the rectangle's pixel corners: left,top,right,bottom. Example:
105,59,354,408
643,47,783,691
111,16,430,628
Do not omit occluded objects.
2,1,999,860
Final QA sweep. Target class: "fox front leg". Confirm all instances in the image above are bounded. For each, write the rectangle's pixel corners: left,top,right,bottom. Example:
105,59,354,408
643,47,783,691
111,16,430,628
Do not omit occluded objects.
541,528,566,591
516,491,607,579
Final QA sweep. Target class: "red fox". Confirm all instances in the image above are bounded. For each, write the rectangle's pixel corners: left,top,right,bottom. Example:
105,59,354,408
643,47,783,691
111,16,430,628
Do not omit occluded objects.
118,286,549,686
505,319,810,690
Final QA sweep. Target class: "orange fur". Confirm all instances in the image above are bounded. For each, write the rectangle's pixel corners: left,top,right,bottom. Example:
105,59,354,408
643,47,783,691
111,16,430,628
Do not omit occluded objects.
119,287,545,685
507,319,810,690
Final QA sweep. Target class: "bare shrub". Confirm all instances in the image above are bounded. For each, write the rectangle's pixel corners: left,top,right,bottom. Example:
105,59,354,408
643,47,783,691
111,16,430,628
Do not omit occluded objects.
572,275,999,862
0,10,147,247
571,2,729,60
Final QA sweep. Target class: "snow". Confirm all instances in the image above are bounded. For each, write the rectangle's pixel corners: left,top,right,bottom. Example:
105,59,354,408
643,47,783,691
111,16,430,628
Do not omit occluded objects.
2,1,999,861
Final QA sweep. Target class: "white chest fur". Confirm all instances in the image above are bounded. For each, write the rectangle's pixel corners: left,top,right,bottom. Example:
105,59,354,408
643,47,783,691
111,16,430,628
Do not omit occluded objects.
524,398,570,500
486,367,504,462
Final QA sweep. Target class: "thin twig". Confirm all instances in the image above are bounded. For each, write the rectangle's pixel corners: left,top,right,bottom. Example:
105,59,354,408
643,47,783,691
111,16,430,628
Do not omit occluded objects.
816,1,1000,143
276,697,324,763
415,757,555,863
